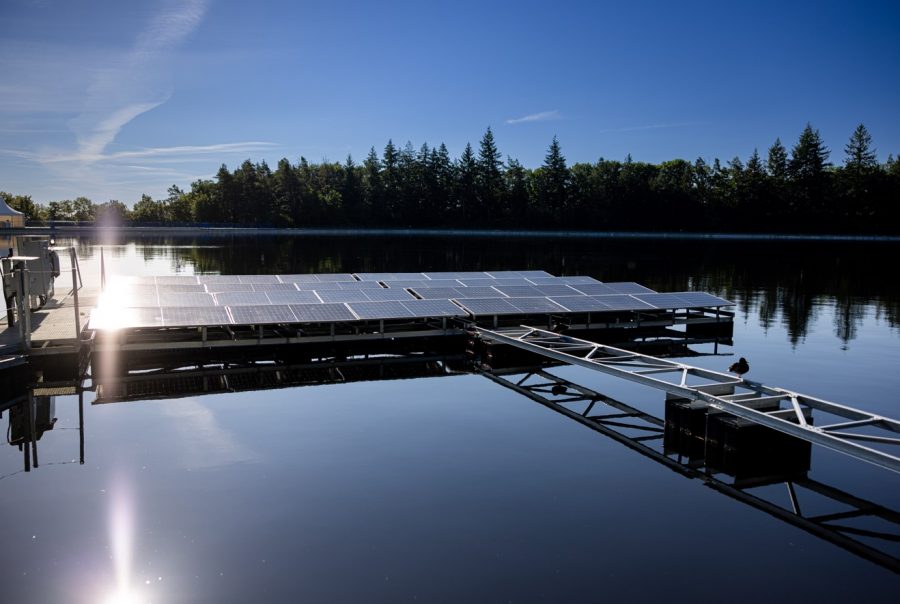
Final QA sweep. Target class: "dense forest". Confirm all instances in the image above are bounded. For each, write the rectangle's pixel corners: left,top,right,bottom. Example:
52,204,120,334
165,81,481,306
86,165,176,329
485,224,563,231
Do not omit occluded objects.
4,123,899,234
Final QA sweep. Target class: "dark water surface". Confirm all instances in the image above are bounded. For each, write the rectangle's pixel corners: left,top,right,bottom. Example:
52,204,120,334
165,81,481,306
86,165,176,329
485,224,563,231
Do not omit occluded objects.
2,234,899,602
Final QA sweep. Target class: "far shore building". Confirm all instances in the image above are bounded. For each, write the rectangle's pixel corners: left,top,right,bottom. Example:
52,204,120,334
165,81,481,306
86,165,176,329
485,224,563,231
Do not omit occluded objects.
0,197,25,229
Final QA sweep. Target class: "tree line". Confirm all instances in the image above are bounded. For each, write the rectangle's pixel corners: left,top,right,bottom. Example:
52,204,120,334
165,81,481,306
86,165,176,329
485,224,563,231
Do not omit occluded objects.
4,123,899,233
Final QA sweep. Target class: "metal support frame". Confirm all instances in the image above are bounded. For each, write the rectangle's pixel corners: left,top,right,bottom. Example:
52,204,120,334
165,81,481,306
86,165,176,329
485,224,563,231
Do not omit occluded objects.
482,366,900,573
477,326,900,473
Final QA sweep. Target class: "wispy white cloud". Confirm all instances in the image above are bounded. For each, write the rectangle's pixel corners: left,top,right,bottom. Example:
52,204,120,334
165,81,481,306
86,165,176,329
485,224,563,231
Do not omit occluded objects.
505,110,562,125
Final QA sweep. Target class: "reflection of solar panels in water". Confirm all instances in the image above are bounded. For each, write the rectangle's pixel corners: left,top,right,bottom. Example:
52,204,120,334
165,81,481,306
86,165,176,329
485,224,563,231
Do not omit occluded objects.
347,300,415,319
214,292,271,306
455,298,521,315
238,275,280,284
549,296,614,312
229,305,297,324
494,285,546,297
364,288,415,301
290,303,357,322
570,283,621,295
534,284,582,297
674,292,733,307
205,283,254,293
317,289,371,303
508,297,567,314
605,282,656,294
156,284,207,293
162,306,232,327
401,299,467,318
159,292,215,307
528,276,601,285
251,283,299,291
409,287,464,299
265,290,321,304
593,295,655,311
156,275,200,284
460,286,505,298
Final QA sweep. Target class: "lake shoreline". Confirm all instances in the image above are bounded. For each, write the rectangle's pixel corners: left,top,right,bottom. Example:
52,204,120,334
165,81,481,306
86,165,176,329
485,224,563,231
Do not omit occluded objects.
7,225,900,242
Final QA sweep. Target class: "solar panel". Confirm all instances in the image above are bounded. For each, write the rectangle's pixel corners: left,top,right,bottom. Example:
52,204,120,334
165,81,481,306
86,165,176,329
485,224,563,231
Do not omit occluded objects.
265,290,322,304
401,299,468,318
422,271,491,280
485,270,554,279
380,280,430,289
159,292,215,307
229,305,297,324
278,274,320,283
593,295,656,311
409,287,464,299
89,306,165,330
204,283,254,293
460,286,506,298
670,292,734,307
238,275,280,284
549,296,614,312
296,281,343,291
517,270,555,278
198,275,242,284
156,284,207,293
494,285,546,298
347,300,414,320
570,283,622,296
290,303,357,323
214,292,271,306
605,282,656,294
454,298,521,315
336,280,384,289
155,275,199,284
317,289,371,303
162,306,232,327
458,278,533,287
363,288,415,301
631,293,689,309
507,297,567,314
313,273,357,282
251,283,299,291
534,284,582,297
528,276,601,285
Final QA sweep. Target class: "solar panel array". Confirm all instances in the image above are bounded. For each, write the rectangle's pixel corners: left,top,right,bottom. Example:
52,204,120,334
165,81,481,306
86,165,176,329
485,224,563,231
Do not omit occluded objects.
90,271,734,329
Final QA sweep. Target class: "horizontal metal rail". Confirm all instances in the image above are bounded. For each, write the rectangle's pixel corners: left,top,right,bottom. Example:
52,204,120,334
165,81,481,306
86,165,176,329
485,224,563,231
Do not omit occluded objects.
477,326,900,473
481,367,900,573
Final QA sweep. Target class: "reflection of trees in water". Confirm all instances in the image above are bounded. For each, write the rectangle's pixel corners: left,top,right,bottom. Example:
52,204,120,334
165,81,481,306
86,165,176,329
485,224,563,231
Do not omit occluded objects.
69,235,900,345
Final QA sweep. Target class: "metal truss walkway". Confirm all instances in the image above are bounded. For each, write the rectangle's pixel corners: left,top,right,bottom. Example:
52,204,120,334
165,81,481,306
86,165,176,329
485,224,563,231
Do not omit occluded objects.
481,367,900,573
476,326,900,473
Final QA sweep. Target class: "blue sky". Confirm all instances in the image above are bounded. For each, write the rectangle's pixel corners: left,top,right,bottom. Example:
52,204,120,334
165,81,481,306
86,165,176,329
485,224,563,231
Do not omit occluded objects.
1,0,899,204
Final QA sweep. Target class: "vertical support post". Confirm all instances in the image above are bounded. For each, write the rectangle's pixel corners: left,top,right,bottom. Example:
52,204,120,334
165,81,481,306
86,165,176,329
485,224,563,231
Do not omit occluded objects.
70,246,83,289
78,390,85,465
100,247,106,291
15,268,25,344
22,268,31,350
72,266,81,339
28,389,38,468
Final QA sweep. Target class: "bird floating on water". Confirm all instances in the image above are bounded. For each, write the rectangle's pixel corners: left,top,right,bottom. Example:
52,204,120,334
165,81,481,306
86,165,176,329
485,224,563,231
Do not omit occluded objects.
728,357,750,377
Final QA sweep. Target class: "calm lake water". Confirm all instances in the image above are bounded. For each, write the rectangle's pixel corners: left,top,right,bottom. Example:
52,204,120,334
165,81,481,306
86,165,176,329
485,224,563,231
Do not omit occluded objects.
2,234,899,602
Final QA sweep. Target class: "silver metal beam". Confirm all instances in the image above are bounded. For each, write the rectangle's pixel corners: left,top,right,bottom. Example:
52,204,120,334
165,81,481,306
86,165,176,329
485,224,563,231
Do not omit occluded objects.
477,326,900,473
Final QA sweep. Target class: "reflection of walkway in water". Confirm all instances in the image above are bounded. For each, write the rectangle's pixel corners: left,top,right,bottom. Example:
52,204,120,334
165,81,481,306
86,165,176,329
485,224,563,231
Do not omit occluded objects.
4,348,899,574
482,367,900,574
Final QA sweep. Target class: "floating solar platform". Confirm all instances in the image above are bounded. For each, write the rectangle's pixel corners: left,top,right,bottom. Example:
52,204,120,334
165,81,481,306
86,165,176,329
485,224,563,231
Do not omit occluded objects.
88,271,735,336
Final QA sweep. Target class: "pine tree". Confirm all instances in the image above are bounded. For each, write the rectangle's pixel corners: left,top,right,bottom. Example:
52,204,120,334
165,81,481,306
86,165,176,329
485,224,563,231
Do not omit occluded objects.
767,138,788,180
844,123,877,172
540,136,569,221
789,123,830,181
456,143,477,223
476,127,503,221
